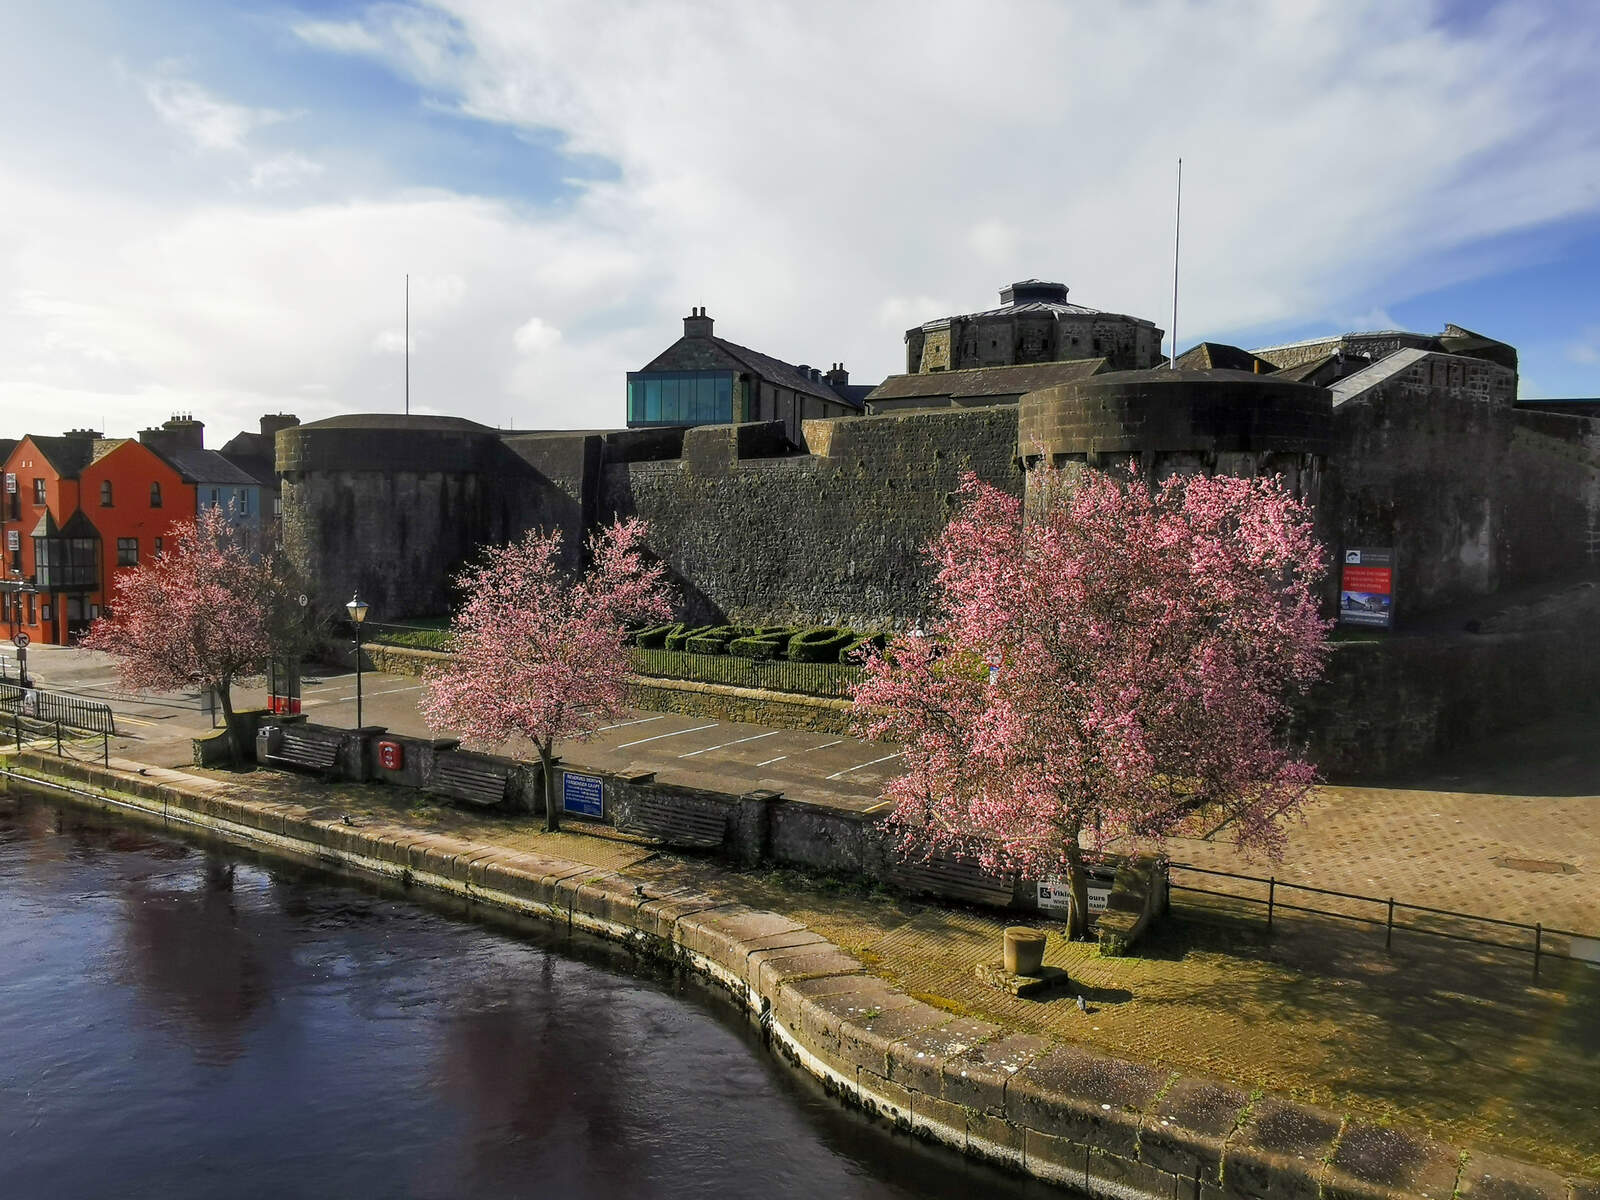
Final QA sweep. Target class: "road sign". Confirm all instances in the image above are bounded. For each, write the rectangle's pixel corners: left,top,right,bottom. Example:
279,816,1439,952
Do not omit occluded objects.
297,594,309,607
11,633,28,648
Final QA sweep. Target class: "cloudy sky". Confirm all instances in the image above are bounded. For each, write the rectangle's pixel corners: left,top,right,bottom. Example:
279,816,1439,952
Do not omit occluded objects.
2,0,1598,443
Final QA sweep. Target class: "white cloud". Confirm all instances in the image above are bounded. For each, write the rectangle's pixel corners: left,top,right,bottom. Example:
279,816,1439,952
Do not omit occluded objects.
1567,327,1600,365
249,152,324,190
5,0,1600,441
513,315,561,354
143,75,294,152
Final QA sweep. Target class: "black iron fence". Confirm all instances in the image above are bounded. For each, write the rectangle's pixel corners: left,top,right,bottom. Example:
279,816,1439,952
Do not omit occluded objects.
629,648,862,698
0,683,116,735
1168,862,1595,978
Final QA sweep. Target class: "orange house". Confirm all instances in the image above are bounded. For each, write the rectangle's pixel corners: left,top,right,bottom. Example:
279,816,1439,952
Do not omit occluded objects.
1,433,193,645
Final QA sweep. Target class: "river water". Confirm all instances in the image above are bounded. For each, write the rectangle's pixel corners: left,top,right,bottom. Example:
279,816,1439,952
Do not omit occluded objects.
0,793,1059,1199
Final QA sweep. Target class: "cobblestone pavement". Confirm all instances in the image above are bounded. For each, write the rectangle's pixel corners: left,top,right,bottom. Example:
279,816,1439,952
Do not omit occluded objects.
1162,710,1600,934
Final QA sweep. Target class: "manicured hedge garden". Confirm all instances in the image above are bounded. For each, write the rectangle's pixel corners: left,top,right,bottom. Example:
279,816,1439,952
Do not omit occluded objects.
630,622,884,665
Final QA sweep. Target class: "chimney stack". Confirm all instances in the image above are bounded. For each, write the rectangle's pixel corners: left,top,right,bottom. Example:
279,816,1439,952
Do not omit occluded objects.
825,363,850,388
63,427,104,440
683,306,714,339
158,412,205,450
259,412,300,438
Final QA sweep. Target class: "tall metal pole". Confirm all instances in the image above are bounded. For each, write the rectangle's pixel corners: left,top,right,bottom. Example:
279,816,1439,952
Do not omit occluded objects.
354,625,363,729
405,273,410,415
1171,158,1182,369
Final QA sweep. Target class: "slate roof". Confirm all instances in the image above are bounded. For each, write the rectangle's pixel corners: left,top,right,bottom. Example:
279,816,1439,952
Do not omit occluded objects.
218,431,278,488
921,299,1105,329
1270,354,1346,385
29,508,100,539
297,413,497,432
867,358,1109,403
24,435,97,478
0,439,16,466
642,336,864,409
1173,342,1277,373
154,446,261,488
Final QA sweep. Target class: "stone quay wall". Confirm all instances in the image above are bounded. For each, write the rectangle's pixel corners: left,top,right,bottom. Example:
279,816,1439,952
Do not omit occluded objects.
4,754,1590,1200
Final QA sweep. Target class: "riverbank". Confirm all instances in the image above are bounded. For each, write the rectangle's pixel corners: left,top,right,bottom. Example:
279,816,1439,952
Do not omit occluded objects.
3,749,1596,1197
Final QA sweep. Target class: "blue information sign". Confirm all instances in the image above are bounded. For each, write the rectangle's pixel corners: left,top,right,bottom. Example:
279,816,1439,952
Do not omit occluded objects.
562,772,604,818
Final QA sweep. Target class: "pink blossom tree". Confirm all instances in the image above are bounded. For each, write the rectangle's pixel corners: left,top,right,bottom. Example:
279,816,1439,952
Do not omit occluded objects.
83,505,309,761
853,466,1330,938
420,519,673,831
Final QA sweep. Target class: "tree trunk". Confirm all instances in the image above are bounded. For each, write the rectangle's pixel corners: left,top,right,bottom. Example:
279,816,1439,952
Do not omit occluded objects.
540,744,560,833
1064,840,1090,941
216,676,241,765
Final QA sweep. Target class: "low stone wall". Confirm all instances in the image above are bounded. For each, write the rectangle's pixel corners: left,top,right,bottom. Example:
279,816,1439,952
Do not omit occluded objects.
4,753,1587,1200
625,677,853,734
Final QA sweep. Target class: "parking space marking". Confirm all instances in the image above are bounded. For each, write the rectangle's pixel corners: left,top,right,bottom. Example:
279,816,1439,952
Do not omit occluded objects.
617,722,719,749
678,730,780,758
825,751,905,781
595,715,668,733
756,737,846,767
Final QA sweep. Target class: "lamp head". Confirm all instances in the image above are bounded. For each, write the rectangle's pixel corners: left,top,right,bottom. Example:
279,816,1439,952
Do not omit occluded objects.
346,594,369,625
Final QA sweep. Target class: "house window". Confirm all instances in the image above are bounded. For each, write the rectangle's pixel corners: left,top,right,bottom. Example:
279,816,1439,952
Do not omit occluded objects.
150,482,162,508
117,538,138,567
239,490,249,517
33,479,46,505
100,480,113,507
153,536,163,557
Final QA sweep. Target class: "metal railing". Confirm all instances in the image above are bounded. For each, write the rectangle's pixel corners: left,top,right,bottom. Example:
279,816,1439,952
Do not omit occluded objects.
1168,862,1595,979
628,648,863,698
0,683,116,735
5,708,111,766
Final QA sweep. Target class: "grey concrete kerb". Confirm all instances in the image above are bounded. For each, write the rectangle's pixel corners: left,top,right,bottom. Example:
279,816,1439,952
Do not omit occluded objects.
1,750,1593,1200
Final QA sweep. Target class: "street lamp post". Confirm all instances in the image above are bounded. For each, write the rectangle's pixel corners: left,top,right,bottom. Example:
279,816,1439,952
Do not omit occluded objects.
346,593,369,728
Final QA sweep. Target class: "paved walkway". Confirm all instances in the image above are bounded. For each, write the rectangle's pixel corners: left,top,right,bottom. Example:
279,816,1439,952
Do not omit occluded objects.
14,644,1600,933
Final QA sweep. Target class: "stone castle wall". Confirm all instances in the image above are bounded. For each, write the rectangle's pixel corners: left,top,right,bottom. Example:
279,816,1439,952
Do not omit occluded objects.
600,409,1026,628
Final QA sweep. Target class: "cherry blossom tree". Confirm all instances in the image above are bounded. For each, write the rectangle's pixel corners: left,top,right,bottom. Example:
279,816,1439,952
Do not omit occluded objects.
420,519,673,831
83,505,309,761
853,465,1330,938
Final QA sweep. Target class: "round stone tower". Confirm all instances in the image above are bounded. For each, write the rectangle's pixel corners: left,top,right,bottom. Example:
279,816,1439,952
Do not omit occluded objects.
277,414,514,620
1016,367,1333,501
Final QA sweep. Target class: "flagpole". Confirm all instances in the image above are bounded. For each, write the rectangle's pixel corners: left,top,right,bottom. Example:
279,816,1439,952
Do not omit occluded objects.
405,273,410,414
1171,158,1181,369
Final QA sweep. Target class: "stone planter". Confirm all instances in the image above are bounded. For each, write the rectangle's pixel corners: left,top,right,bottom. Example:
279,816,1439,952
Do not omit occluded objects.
1003,926,1048,977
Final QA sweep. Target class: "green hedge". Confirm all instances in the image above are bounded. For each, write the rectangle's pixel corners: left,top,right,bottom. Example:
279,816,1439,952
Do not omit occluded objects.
684,624,751,654
728,625,800,660
631,621,682,649
665,624,713,652
787,627,858,663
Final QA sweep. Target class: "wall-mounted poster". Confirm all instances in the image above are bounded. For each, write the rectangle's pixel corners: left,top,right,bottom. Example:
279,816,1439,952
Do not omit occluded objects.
1340,547,1395,628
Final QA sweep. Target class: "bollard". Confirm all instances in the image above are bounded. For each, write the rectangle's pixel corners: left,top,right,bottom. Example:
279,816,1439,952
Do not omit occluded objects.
1385,897,1395,950
56,720,62,756
1533,923,1542,980
1266,877,1275,931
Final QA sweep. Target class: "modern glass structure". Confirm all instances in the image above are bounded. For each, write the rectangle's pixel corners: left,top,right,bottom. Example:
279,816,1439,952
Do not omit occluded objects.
626,371,738,426
31,511,99,591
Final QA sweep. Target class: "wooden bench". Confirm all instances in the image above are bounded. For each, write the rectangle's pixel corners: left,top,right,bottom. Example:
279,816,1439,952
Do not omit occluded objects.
266,729,341,775
886,853,1015,908
621,794,727,849
427,754,512,809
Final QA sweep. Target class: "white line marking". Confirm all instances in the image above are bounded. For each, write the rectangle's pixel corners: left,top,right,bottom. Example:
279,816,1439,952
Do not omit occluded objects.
596,715,667,733
678,730,780,758
759,737,847,767
616,722,719,749
825,751,904,781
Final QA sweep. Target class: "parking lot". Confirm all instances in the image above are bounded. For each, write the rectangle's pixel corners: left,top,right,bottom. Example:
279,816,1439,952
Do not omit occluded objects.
7,644,904,809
